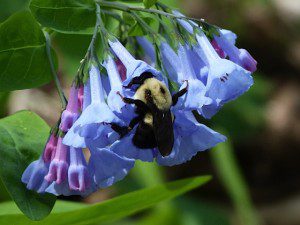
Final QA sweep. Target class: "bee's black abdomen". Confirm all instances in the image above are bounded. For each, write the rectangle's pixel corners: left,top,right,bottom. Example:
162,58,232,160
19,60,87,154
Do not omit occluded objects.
132,122,157,149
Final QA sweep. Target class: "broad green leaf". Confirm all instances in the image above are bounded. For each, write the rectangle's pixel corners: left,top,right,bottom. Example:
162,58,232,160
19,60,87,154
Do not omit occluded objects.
0,11,53,91
0,111,56,221
0,176,211,225
29,0,96,34
143,0,158,8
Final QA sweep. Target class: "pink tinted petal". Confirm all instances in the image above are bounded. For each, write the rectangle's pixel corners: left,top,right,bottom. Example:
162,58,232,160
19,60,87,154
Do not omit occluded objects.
115,59,127,81
211,39,226,58
43,134,58,163
78,85,84,110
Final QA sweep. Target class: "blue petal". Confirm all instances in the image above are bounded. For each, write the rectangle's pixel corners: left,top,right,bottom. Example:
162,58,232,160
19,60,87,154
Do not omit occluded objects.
198,99,222,119
176,79,212,111
88,148,135,188
160,42,182,83
206,60,254,104
110,131,155,162
157,112,226,166
220,29,237,45
136,36,156,64
107,89,135,124
63,126,87,148
108,39,163,87
21,158,50,193
73,102,123,138
45,180,96,197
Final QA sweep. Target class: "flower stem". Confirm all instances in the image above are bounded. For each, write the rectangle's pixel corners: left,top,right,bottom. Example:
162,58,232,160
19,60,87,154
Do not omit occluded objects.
97,0,217,29
44,31,67,110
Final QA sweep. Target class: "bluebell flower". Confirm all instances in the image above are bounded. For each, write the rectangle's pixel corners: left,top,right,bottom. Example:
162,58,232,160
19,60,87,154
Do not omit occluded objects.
69,64,124,140
45,146,96,196
63,80,91,148
22,156,50,193
136,36,156,65
60,85,80,132
214,32,257,72
44,137,69,184
105,55,135,123
68,147,91,192
108,38,163,87
175,44,211,111
156,111,226,166
109,110,226,166
87,144,135,188
42,133,58,163
173,10,254,118
160,42,183,83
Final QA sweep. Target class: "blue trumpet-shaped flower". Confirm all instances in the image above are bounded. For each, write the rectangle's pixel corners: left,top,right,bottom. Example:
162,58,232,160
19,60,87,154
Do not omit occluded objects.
136,36,156,65
69,64,124,140
173,11,254,118
63,80,91,148
109,110,225,166
108,38,162,87
195,33,253,118
214,32,257,72
45,146,96,196
60,86,80,132
156,111,226,166
22,156,50,193
176,44,211,111
87,143,135,188
105,56,135,123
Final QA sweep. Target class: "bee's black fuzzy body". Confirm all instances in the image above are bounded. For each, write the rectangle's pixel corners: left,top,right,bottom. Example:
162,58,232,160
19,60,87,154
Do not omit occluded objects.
113,73,188,157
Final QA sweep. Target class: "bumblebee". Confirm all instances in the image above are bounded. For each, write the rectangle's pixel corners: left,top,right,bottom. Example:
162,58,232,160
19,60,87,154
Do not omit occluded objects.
112,73,188,156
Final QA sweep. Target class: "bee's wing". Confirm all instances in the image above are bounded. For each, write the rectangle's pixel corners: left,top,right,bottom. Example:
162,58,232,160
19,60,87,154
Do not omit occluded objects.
152,110,174,156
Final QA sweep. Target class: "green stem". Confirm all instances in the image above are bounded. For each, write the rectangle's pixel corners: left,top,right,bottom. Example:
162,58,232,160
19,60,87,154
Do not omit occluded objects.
87,3,101,62
97,0,217,29
44,31,67,110
129,11,157,36
97,3,111,56
210,137,262,225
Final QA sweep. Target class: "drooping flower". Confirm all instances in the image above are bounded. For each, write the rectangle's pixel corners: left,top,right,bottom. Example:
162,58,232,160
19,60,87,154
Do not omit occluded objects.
87,144,135,188
105,55,135,123
108,38,163,87
110,110,226,166
214,32,257,72
63,62,136,189
68,64,124,141
60,85,80,132
44,137,69,184
175,44,211,111
43,133,58,163
173,10,254,118
22,155,50,193
136,36,156,65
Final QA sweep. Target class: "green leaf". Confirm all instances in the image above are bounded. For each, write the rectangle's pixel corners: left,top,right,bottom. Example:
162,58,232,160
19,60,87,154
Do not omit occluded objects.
29,0,96,34
0,176,211,225
128,16,157,36
0,111,56,221
143,0,158,8
0,11,53,91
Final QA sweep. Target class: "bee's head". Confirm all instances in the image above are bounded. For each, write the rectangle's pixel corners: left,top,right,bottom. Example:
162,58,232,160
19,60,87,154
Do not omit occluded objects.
135,77,172,111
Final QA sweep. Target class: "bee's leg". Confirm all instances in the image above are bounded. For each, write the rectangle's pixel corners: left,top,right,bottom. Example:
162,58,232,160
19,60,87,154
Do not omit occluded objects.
111,123,130,138
123,72,154,88
172,80,189,106
111,116,142,138
117,92,148,110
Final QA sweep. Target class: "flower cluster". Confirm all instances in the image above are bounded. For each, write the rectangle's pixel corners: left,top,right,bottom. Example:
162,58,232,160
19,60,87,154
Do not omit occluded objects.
22,7,256,196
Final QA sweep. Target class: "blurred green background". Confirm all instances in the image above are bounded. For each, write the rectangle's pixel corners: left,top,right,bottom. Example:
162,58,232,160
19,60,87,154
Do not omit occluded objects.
1,0,300,225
